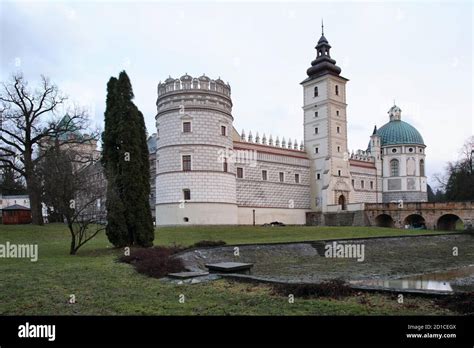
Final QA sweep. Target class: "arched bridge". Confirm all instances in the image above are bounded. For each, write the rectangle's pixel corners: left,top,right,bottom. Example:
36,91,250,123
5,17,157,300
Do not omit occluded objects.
365,201,474,231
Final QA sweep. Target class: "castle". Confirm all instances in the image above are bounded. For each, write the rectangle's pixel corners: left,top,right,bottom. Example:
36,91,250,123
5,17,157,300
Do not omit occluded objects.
153,29,427,226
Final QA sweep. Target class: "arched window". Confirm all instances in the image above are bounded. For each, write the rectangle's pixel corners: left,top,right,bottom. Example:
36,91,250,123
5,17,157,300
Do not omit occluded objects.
390,159,399,177
420,159,425,176
314,86,318,97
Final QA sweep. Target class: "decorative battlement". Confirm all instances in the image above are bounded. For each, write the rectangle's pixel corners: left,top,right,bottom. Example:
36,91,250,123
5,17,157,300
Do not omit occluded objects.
239,129,305,151
350,149,375,162
157,74,231,98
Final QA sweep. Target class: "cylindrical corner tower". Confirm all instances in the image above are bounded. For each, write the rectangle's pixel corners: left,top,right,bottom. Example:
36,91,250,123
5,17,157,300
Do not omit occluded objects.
155,73,237,225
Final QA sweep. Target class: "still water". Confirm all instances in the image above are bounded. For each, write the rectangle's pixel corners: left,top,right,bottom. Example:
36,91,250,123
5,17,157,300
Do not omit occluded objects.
350,265,474,293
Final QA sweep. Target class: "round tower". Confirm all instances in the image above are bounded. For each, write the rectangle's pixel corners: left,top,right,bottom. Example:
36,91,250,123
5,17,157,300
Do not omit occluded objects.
155,74,237,225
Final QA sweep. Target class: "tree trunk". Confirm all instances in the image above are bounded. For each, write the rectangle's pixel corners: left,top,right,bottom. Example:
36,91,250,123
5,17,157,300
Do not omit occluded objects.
68,223,76,255
26,177,44,226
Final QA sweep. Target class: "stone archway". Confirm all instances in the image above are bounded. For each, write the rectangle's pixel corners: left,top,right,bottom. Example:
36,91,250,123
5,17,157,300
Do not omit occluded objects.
375,214,395,228
338,195,346,211
403,214,426,229
437,214,463,231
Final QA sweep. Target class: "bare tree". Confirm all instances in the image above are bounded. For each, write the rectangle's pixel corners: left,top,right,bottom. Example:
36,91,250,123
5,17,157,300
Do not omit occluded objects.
0,73,99,225
41,145,105,254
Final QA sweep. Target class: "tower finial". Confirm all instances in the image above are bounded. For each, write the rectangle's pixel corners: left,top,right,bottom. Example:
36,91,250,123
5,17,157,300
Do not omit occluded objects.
321,19,324,36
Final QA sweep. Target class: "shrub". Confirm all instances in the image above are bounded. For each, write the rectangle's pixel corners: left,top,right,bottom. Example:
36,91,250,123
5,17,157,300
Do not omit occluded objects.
272,279,355,299
119,246,185,278
435,292,474,314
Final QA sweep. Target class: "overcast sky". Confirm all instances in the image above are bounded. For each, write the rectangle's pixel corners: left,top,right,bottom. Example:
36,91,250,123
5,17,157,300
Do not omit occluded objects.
1,0,472,187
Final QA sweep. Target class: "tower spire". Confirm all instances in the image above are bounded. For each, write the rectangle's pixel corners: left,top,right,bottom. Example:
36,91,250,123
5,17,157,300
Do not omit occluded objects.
321,19,324,36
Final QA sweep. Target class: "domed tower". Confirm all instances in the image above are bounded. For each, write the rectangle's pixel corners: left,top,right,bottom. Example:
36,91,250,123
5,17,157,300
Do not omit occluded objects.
376,105,427,203
155,74,237,225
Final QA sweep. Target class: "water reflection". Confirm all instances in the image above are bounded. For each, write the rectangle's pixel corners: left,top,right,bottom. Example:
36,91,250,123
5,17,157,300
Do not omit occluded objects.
351,279,452,292
351,265,474,293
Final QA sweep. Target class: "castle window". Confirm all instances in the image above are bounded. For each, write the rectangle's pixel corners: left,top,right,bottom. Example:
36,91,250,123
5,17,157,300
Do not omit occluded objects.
317,173,321,180
390,159,399,177
279,172,284,182
221,125,227,136
182,155,191,171
338,170,341,176
262,170,268,181
315,127,319,134
361,180,365,189
315,147,319,154
337,146,341,152
315,111,318,117
314,86,318,97
335,85,339,96
237,167,243,178
336,110,340,116
182,122,191,133
183,189,191,201
337,126,340,133
295,173,300,184
223,158,228,172
420,159,425,176
351,179,355,187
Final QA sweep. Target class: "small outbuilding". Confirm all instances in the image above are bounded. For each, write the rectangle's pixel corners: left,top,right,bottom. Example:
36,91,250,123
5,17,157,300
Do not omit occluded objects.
1,204,32,225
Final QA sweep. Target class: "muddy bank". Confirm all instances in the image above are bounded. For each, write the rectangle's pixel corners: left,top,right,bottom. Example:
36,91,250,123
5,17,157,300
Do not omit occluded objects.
176,234,474,291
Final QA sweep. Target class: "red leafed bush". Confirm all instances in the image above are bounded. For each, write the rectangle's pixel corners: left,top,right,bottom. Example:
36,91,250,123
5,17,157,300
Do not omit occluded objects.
119,246,185,278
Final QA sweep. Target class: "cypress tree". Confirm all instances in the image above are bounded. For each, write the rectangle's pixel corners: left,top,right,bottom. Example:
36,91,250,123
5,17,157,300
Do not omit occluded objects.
102,72,154,247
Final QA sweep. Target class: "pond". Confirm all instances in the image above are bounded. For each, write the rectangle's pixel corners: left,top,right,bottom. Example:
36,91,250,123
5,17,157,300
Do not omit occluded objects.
176,234,474,293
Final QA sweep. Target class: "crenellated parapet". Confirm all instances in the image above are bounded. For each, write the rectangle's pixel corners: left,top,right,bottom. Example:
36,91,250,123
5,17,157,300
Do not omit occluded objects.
157,74,231,97
240,129,305,151
156,74,232,118
350,149,375,162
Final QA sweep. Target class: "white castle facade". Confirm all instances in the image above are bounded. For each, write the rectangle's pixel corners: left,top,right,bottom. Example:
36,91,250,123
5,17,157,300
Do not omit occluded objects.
153,31,428,225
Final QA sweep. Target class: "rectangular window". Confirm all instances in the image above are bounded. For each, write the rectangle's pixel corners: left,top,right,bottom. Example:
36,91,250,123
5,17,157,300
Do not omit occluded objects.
337,146,341,152
182,155,191,171
370,181,374,189
279,172,284,182
338,170,341,176
317,173,321,180
315,147,319,154
221,125,227,136
183,122,191,133
183,189,191,200
223,159,228,172
337,126,340,133
352,179,355,187
361,180,365,189
237,167,243,178
295,173,300,184
335,85,339,96
315,127,318,134
262,170,268,181
336,110,340,116
314,111,318,117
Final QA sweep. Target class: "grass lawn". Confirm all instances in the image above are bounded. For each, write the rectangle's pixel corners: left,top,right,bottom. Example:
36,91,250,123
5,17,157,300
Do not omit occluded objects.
0,223,459,315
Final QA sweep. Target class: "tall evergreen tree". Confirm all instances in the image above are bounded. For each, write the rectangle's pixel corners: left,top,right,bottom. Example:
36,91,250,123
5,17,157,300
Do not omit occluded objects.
102,72,154,247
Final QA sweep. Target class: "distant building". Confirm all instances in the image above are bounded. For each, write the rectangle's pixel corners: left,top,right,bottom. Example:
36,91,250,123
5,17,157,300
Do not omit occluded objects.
1,204,32,224
147,133,158,223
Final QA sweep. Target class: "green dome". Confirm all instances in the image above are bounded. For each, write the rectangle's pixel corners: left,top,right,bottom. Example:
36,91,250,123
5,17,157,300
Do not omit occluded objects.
376,120,424,146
